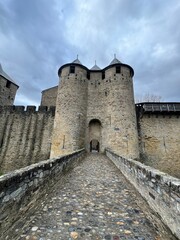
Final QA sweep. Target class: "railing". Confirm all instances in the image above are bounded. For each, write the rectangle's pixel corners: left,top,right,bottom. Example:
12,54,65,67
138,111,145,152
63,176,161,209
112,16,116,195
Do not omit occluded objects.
106,148,180,239
0,149,85,239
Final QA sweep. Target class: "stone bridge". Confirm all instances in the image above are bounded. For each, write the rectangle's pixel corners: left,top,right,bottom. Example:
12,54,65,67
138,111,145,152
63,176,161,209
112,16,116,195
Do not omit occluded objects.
0,149,179,240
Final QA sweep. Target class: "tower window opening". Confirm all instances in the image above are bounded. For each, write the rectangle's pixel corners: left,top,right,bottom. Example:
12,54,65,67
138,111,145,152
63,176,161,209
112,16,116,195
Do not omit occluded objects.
116,66,121,73
6,80,11,88
87,71,90,79
102,71,105,79
70,65,75,74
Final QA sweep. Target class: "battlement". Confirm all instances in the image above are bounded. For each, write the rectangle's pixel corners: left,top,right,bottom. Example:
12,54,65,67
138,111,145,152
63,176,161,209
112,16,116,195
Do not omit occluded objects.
58,62,134,77
0,105,56,114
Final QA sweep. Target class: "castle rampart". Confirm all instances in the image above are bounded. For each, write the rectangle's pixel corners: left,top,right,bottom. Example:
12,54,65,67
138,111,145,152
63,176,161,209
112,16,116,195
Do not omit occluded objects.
0,106,55,173
136,102,180,178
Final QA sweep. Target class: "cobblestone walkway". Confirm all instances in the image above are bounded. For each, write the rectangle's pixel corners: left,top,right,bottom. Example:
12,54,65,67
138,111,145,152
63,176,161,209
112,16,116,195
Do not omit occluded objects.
16,154,173,240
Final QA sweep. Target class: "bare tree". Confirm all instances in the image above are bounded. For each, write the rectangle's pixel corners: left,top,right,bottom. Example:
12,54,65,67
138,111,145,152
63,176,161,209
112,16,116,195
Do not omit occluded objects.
135,93,163,103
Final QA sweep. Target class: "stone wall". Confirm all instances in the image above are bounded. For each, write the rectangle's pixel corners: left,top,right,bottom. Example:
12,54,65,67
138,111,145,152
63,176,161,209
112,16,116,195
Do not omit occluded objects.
0,76,18,105
0,106,55,174
106,149,180,239
138,113,180,178
41,86,58,107
0,149,85,239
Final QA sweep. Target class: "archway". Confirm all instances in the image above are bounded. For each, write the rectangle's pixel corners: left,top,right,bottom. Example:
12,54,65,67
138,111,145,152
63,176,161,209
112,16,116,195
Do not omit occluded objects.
90,139,100,152
89,119,101,152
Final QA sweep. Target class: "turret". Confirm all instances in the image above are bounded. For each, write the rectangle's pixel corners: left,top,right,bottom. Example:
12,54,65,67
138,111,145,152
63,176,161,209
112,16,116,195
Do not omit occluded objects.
102,56,138,159
86,55,139,159
50,57,88,157
0,64,19,105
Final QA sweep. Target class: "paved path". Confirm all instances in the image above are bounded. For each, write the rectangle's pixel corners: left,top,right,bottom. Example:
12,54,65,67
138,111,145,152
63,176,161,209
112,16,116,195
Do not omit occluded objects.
16,154,173,240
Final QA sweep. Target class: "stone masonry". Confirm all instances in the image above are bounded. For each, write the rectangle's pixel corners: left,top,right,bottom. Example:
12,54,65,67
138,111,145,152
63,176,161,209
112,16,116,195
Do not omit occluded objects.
41,86,58,107
0,106,55,173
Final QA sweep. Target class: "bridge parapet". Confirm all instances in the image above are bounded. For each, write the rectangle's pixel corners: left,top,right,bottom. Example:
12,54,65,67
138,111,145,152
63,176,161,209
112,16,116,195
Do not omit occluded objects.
0,149,85,239
106,149,180,239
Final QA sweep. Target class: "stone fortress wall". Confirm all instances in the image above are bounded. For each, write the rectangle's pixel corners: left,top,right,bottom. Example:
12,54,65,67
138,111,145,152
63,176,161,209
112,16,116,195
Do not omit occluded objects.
0,106,55,173
137,103,180,178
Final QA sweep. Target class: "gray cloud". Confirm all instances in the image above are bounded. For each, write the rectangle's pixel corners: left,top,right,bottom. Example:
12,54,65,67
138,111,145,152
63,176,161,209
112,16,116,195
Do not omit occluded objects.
0,0,179,105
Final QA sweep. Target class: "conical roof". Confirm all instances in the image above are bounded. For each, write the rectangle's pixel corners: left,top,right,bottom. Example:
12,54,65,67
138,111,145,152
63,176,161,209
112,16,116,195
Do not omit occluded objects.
91,63,101,70
72,55,82,65
0,63,18,85
90,60,101,70
109,54,121,65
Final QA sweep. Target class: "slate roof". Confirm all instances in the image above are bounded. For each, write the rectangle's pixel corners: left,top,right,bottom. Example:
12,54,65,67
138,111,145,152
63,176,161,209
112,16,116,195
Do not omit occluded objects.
0,63,18,86
136,102,180,114
72,58,82,65
109,54,121,65
91,64,101,70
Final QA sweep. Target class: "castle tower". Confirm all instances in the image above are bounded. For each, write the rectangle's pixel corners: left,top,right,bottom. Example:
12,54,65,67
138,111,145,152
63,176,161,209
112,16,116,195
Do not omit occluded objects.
0,64,19,105
86,56,139,159
51,56,139,159
50,58,88,157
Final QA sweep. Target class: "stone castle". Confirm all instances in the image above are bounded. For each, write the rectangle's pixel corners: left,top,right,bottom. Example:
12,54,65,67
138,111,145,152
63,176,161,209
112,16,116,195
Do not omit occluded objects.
0,57,180,178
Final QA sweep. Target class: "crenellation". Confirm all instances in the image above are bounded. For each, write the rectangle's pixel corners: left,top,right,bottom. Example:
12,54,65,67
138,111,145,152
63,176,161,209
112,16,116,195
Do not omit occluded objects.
26,105,36,112
14,106,25,112
38,105,48,112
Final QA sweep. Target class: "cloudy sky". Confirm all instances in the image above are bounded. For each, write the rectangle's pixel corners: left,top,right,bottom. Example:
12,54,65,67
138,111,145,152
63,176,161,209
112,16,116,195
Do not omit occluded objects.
0,0,180,105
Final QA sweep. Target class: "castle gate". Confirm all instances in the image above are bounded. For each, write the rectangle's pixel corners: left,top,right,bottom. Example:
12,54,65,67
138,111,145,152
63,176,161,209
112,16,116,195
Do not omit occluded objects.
89,119,101,152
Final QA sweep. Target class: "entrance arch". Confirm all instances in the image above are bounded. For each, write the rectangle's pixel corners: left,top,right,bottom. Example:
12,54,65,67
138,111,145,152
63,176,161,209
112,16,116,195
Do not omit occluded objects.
90,139,100,152
89,119,101,152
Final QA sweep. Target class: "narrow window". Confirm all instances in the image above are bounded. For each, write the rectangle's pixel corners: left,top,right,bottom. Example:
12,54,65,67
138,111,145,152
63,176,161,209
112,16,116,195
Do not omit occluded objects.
0,138,3,148
116,66,121,73
102,71,105,79
70,65,75,74
6,80,11,88
87,71,90,80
